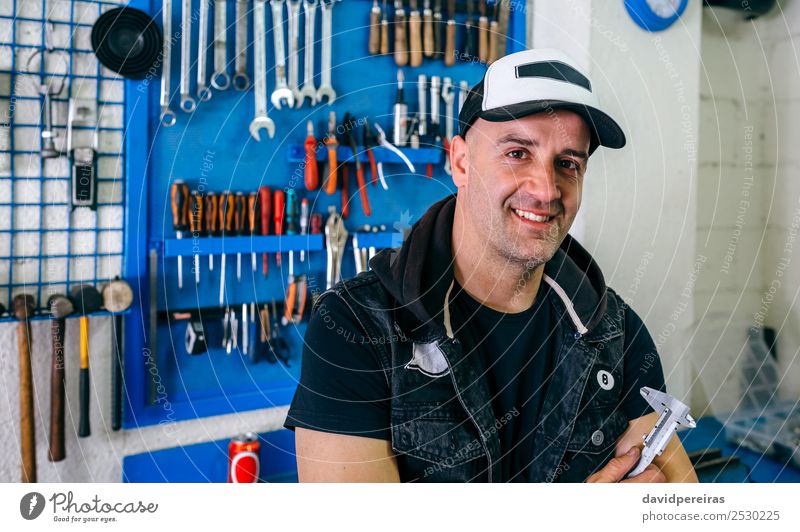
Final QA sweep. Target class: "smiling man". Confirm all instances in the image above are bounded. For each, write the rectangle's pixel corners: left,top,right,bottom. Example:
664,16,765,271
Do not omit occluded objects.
284,49,697,483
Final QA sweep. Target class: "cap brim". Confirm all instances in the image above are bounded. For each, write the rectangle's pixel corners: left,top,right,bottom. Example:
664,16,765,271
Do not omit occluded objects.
478,100,626,150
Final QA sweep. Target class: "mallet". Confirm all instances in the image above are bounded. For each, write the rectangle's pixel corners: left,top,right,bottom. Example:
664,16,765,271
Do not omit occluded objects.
69,284,102,438
47,294,73,462
102,278,133,431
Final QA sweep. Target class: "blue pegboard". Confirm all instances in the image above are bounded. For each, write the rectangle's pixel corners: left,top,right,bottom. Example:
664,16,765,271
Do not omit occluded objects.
121,0,526,429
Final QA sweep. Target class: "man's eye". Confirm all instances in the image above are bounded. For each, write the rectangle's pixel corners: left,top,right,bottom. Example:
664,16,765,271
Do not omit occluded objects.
507,150,527,159
558,159,580,171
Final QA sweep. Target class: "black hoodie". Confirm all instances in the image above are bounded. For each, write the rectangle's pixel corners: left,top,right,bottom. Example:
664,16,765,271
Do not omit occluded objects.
369,194,610,339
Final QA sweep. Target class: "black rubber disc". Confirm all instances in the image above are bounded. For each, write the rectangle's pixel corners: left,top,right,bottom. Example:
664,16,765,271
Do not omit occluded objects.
91,7,162,80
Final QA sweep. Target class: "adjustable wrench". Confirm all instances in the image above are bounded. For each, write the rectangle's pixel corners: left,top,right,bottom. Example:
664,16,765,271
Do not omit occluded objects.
270,0,295,109
160,0,177,126
287,0,302,103
196,0,212,101
233,0,251,90
627,387,696,478
441,77,453,174
211,0,231,90
296,0,318,107
179,0,196,112
250,0,276,140
316,0,336,104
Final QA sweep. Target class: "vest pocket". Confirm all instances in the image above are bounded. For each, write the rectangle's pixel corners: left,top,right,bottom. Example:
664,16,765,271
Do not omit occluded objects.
552,408,629,482
391,402,486,468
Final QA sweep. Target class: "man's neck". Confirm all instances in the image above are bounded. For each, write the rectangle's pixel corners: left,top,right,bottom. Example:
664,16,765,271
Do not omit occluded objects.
451,207,544,314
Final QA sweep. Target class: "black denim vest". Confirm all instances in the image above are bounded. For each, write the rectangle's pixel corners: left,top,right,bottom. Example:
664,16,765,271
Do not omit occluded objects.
320,270,630,483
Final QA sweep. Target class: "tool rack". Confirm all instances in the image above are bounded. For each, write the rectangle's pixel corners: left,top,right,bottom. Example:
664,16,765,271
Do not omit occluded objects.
0,1,127,321
5,0,526,440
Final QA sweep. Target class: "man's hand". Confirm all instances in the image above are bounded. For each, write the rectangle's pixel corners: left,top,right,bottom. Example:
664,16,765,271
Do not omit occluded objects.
586,447,666,483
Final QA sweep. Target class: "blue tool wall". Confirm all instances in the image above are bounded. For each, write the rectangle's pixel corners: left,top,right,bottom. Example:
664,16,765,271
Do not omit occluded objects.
121,0,525,433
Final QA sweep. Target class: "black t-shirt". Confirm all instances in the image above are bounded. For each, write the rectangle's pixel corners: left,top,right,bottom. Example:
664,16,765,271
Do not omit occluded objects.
284,280,666,482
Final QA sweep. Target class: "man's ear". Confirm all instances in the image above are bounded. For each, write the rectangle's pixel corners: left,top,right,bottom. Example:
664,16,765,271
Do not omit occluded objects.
451,134,468,188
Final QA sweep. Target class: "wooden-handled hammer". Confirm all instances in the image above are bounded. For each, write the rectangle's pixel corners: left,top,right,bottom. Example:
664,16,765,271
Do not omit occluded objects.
47,294,73,462
14,293,37,482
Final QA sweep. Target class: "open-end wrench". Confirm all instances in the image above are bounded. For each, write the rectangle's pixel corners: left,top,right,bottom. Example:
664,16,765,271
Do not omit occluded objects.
287,0,302,103
233,0,251,90
250,0,276,140
270,0,295,109
316,0,336,104
296,0,318,107
441,77,453,175
179,0,196,112
212,0,231,90
196,0,212,101
627,387,696,479
160,0,177,126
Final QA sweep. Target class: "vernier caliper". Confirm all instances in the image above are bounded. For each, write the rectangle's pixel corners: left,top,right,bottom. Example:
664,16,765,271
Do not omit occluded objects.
627,386,696,478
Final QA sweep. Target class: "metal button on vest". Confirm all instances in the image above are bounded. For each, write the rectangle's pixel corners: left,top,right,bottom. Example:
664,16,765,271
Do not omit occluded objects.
591,430,604,446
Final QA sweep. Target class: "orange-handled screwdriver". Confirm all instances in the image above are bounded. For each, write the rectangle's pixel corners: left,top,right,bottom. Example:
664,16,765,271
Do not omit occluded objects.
273,190,285,267
189,190,204,285
248,192,258,274
205,191,218,272
234,192,246,281
324,112,338,195
259,186,272,276
304,121,319,190
170,180,189,290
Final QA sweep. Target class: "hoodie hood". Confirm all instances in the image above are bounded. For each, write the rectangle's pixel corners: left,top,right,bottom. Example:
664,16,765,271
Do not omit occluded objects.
369,194,609,339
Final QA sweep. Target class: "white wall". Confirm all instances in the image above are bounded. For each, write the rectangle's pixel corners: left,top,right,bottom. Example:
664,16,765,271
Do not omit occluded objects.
534,0,703,400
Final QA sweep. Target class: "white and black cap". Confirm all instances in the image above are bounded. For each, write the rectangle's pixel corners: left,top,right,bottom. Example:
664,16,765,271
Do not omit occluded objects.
458,49,626,153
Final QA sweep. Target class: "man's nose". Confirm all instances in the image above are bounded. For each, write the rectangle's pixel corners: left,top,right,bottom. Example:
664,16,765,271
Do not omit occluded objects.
522,160,561,203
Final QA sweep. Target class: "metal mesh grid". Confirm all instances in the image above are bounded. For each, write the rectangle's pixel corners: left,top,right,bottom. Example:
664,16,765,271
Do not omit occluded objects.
0,0,126,316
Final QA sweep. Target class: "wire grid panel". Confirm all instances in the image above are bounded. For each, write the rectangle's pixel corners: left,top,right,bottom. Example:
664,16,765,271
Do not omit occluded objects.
0,0,127,314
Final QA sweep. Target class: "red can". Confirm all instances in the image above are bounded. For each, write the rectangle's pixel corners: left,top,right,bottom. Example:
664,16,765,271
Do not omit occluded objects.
228,433,260,483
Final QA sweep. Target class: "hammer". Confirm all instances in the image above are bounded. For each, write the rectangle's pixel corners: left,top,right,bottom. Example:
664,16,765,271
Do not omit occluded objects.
69,284,102,438
14,293,37,482
47,294,73,462
102,278,133,431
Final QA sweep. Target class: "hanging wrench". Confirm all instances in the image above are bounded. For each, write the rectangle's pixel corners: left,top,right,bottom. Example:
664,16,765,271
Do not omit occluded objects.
442,77,454,175
211,0,231,90
287,0,302,103
160,0,177,126
296,0,317,107
316,0,336,104
270,0,295,109
233,0,251,90
179,0,196,112
196,0,212,101
250,0,276,140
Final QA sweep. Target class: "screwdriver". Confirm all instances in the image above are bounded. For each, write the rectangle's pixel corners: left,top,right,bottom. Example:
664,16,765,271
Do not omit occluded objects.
170,180,190,290
248,191,258,274
274,189,286,267
204,191,218,272
304,120,319,190
219,190,234,307
299,198,309,262
343,113,371,216
283,190,299,325
189,189,204,286
234,192,247,281
324,112,338,195
259,186,272,276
